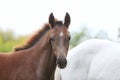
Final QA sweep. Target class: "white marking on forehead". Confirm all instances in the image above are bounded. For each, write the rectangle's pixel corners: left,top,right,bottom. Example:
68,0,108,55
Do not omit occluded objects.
59,31,64,37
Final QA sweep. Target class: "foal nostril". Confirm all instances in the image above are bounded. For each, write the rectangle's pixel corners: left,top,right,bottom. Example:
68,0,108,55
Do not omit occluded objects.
56,58,67,69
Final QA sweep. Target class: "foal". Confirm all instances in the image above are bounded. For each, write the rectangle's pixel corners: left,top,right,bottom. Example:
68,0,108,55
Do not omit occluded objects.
0,13,71,80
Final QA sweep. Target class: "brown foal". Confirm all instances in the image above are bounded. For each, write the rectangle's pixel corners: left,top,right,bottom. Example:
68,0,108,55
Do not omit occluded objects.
0,13,71,80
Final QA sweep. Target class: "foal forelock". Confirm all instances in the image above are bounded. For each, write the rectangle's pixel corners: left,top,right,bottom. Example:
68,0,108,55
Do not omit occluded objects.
55,21,63,26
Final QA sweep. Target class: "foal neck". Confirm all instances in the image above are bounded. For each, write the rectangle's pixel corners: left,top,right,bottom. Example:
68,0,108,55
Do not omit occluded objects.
30,31,57,80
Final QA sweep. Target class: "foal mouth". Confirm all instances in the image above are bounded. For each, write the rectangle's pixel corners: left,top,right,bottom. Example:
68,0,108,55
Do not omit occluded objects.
56,58,67,69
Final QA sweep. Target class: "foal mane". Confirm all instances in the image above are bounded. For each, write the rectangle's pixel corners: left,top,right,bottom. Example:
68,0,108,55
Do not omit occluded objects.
14,24,50,51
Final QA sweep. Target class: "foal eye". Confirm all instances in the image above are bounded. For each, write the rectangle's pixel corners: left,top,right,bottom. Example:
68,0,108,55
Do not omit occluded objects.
68,36,71,40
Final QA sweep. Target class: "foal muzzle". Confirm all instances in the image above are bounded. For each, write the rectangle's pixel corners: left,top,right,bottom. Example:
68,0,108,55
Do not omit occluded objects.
56,57,67,69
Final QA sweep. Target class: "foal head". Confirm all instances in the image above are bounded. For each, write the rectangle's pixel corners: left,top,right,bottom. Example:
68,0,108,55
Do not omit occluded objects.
49,13,71,69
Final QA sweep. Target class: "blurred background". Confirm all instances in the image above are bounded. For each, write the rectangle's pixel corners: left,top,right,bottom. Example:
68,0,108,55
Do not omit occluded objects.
0,0,120,52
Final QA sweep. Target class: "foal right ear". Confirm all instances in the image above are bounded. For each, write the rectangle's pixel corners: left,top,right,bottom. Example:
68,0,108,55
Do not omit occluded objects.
49,13,55,28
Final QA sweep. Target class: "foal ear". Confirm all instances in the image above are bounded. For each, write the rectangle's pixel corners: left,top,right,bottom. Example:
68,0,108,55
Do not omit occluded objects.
49,13,55,28
64,12,71,28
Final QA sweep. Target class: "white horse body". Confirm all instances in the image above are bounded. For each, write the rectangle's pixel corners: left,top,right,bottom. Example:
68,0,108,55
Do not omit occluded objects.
58,39,120,80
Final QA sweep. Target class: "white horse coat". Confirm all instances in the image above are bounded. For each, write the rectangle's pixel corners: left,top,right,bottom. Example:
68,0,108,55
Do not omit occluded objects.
55,39,120,80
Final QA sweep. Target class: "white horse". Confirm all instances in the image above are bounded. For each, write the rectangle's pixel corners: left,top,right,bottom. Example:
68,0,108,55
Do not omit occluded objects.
55,39,120,80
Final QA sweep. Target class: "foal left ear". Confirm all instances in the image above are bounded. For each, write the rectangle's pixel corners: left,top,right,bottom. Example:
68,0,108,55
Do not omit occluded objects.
49,13,55,28
64,12,71,28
